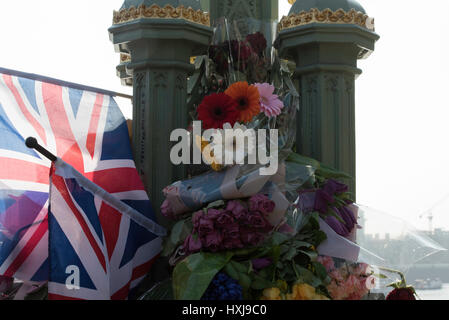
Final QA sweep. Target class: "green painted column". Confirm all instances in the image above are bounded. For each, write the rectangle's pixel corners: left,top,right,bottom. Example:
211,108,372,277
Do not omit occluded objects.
109,0,213,225
279,0,379,195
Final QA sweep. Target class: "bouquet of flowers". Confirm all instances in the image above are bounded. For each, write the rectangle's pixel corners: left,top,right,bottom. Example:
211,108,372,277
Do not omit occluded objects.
138,16,444,301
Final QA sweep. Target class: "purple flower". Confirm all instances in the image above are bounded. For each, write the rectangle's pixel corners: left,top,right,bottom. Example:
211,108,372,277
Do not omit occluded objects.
205,231,223,252
198,218,215,237
222,236,244,250
314,189,334,214
192,211,203,229
296,190,316,213
183,234,202,254
226,200,248,221
338,206,357,231
222,223,240,240
249,194,275,216
216,212,235,227
206,209,223,220
240,228,265,247
252,258,272,270
246,211,268,229
323,179,349,195
325,216,350,237
246,32,267,56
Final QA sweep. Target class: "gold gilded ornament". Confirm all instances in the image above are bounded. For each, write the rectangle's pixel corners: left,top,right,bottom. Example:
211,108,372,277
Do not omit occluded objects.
278,8,374,32
113,4,210,27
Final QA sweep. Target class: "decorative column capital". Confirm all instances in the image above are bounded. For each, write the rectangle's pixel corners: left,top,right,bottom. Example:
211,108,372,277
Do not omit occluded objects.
112,4,211,27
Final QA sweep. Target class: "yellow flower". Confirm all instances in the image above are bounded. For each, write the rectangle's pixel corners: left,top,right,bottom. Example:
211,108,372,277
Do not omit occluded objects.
286,284,330,301
194,135,223,171
261,288,282,300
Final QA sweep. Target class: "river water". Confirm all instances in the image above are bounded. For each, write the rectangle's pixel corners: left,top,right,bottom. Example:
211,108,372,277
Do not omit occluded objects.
416,283,449,300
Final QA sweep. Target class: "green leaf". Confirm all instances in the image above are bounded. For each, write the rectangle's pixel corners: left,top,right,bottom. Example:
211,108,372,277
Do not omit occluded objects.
270,232,291,246
206,200,225,210
251,274,274,290
170,220,185,244
224,262,239,281
239,273,252,290
296,265,323,287
292,240,313,249
284,247,298,260
312,261,328,280
317,164,353,180
172,252,233,300
298,250,318,261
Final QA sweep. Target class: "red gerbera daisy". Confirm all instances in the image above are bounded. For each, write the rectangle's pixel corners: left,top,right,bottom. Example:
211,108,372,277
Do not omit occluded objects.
197,93,239,129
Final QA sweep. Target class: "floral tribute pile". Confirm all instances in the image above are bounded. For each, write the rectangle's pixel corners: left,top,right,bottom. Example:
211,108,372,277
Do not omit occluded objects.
138,21,421,301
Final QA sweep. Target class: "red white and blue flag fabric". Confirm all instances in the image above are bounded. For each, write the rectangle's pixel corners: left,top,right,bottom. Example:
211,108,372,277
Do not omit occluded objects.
0,70,162,293
49,159,165,300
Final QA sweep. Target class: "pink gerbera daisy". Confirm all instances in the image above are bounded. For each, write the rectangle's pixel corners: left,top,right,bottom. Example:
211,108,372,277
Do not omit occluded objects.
254,83,284,117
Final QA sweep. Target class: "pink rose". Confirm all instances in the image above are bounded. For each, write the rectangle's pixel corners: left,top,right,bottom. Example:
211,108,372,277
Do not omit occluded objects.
329,270,345,283
205,230,223,252
249,194,275,216
161,199,175,220
183,234,202,254
206,209,222,220
222,223,240,240
192,211,203,229
216,212,235,227
198,217,215,237
246,211,267,229
226,200,248,221
317,256,335,272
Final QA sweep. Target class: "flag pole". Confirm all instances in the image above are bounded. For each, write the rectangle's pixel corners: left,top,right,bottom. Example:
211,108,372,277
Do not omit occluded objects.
25,137,57,162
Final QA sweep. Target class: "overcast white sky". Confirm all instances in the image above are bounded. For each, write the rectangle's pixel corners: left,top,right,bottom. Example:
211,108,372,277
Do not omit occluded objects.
1,0,448,232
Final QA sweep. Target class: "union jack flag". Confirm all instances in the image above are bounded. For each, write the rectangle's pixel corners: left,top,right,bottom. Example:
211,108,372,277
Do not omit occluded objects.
0,70,161,292
49,159,164,300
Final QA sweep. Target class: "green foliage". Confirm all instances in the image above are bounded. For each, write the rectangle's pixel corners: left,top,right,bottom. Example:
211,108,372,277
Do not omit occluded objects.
162,218,193,257
287,152,353,181
172,252,234,300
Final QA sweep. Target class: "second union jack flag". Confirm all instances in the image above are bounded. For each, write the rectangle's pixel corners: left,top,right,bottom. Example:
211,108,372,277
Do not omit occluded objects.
0,70,161,286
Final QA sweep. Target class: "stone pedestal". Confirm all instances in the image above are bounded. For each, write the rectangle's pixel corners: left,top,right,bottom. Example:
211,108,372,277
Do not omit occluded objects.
279,3,379,195
109,2,213,224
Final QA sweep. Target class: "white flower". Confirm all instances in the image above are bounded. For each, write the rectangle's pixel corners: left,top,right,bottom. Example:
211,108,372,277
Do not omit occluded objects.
210,123,256,165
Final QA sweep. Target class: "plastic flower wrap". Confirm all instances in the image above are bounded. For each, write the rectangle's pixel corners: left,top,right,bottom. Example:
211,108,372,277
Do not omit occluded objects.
138,14,447,302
